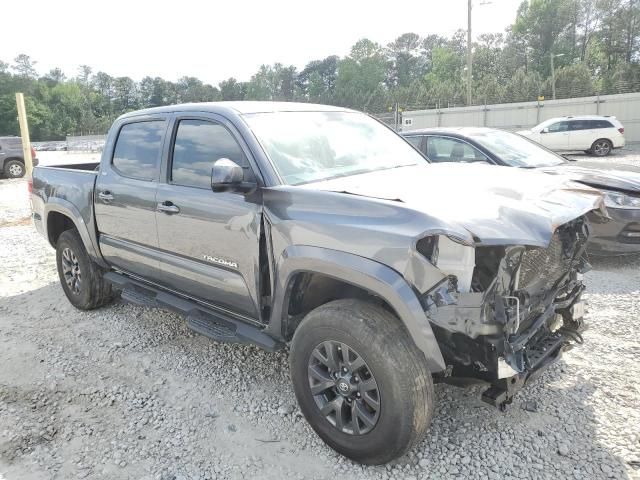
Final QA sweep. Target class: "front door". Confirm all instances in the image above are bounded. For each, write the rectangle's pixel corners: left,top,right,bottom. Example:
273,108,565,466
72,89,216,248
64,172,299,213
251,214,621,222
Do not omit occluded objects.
155,116,262,319
95,117,167,281
540,120,570,150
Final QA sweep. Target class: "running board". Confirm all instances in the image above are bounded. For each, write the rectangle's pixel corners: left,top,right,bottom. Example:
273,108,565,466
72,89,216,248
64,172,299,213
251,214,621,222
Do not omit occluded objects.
104,271,281,352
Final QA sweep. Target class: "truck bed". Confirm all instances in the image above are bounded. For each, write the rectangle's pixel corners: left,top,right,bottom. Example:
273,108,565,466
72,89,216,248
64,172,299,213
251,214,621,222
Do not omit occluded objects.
36,162,100,172
31,165,100,253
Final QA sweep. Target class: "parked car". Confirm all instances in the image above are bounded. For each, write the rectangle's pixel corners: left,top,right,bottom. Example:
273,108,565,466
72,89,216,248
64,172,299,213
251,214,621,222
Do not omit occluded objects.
31,102,604,464
0,136,38,178
402,127,640,255
517,115,625,156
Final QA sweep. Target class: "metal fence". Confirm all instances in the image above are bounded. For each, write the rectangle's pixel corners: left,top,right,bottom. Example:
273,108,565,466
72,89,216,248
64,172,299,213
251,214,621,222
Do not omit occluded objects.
66,134,106,152
400,92,640,142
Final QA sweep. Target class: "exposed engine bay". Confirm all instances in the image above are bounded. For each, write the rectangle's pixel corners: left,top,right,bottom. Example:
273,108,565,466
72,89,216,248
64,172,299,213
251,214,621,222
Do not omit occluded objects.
419,216,591,409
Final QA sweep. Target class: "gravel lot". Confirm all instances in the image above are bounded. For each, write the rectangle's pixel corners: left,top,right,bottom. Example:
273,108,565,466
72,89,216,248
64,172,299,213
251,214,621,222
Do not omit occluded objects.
1,147,640,480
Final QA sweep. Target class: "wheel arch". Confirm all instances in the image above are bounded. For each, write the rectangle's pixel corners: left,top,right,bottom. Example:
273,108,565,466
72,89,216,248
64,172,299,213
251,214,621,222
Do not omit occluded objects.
268,245,446,372
44,199,104,265
2,156,25,166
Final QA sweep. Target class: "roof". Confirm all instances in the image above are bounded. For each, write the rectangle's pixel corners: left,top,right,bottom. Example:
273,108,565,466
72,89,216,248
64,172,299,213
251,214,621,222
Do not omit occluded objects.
402,127,498,136
554,115,616,120
119,101,354,119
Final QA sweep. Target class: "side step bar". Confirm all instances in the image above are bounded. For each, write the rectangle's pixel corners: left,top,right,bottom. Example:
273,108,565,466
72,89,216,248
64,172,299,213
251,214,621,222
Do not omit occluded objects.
104,271,282,352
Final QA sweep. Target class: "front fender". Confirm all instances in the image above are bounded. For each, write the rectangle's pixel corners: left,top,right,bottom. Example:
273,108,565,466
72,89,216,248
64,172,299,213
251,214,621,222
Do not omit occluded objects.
44,198,105,266
268,245,446,372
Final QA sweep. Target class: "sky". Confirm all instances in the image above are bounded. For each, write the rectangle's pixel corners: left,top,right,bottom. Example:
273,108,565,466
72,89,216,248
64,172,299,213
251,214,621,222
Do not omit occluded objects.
1,0,522,85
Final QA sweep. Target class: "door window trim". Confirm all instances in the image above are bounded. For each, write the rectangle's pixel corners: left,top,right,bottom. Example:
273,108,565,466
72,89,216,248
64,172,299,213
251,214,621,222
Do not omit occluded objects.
164,114,262,190
110,118,167,182
424,134,491,163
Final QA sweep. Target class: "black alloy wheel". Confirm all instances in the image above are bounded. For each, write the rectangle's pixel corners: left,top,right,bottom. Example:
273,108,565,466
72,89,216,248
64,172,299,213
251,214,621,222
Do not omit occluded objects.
308,340,380,435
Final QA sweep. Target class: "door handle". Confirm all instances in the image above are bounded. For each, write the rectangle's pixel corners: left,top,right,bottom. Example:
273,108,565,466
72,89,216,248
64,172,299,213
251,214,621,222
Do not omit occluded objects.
98,191,114,202
157,201,180,214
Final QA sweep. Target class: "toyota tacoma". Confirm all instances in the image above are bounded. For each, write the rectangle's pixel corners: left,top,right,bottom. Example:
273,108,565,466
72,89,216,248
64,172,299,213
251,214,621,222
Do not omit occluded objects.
30,102,605,464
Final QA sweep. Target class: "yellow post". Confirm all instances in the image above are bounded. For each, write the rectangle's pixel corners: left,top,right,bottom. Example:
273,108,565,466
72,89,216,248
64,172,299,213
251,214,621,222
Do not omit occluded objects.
15,93,34,177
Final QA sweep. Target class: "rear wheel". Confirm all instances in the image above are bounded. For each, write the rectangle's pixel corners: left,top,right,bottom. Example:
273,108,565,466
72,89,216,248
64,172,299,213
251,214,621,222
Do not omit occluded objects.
290,299,434,464
4,160,25,178
56,229,113,310
590,139,612,157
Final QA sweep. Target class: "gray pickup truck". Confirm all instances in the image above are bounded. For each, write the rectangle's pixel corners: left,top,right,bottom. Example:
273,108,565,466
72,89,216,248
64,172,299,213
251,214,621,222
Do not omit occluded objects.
31,102,604,464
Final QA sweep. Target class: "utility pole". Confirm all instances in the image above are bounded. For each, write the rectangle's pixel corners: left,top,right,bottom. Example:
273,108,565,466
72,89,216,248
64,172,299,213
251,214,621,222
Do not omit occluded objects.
550,53,565,100
15,93,34,177
467,0,473,106
550,52,556,100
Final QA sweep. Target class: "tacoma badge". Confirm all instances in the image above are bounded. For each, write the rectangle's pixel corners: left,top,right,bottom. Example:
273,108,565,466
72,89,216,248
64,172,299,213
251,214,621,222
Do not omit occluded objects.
203,255,238,269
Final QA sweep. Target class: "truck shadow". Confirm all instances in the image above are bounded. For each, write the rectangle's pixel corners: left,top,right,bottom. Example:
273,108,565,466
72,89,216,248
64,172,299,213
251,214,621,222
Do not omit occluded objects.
1,282,635,479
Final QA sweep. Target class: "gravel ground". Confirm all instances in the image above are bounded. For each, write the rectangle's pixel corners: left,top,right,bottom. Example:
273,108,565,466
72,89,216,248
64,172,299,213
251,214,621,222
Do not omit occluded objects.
1,148,640,480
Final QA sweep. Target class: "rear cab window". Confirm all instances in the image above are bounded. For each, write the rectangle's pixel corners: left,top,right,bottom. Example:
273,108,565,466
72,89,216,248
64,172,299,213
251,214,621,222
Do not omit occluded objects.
112,121,165,181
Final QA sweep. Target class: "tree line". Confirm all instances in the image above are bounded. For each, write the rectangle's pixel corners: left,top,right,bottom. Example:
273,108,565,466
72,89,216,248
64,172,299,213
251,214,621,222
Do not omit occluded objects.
1,0,638,140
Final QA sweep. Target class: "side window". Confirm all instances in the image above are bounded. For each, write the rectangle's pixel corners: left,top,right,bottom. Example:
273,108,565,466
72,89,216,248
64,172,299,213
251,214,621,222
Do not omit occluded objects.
171,119,250,189
591,120,614,129
547,121,569,133
405,136,424,151
112,121,165,180
569,120,589,131
426,137,488,163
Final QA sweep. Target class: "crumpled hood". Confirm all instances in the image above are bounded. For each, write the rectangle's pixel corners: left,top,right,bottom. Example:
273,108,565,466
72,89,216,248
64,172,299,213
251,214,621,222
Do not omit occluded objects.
538,162,640,193
302,163,605,247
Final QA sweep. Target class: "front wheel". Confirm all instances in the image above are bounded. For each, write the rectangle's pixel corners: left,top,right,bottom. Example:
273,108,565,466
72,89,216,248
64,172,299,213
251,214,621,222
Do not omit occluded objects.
290,299,435,464
590,139,612,157
56,229,114,310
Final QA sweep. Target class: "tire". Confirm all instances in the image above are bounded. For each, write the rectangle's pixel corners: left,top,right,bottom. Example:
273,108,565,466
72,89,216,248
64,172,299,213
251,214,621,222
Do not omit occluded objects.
4,160,25,178
290,299,435,464
55,229,113,310
590,139,612,157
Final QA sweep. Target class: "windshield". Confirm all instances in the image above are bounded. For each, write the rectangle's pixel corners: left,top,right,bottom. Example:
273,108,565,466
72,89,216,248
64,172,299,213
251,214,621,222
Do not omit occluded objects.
469,129,566,168
243,111,426,185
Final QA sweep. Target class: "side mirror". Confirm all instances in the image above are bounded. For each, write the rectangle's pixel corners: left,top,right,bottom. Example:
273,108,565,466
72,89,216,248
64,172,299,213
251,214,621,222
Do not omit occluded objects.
541,127,550,134
211,158,256,193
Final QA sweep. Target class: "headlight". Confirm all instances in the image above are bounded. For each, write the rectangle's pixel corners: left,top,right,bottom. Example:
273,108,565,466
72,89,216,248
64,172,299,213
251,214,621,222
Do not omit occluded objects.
603,191,640,209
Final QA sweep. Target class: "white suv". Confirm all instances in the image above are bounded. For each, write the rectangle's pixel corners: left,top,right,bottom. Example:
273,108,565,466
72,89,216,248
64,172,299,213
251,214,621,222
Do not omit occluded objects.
518,115,625,156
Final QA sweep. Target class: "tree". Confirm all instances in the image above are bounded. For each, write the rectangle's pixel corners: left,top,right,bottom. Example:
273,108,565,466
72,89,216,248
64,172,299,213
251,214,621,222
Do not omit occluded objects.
504,67,542,102
334,39,388,110
43,68,67,85
544,62,594,97
12,54,38,78
297,56,339,101
77,65,92,87
512,0,575,76
386,33,426,88
219,77,245,100
112,76,138,112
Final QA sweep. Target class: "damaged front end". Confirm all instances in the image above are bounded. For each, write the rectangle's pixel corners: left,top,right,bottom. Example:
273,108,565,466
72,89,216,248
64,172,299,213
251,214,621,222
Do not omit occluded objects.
421,216,591,410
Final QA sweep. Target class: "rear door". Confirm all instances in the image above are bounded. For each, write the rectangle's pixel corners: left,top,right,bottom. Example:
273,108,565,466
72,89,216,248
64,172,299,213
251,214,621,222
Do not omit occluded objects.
540,121,570,150
568,120,593,150
95,116,168,281
155,114,263,320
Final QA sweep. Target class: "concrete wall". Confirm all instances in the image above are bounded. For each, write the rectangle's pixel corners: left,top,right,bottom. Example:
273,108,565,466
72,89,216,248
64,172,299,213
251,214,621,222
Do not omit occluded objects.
401,92,640,142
